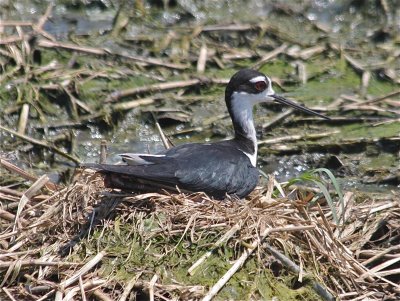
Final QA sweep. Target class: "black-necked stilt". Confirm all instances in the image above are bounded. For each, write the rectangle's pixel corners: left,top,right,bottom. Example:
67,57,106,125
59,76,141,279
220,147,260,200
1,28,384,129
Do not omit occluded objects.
83,69,329,199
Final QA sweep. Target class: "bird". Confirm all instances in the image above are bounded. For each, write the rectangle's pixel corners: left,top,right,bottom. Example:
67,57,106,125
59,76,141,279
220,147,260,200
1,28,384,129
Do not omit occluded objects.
83,69,329,199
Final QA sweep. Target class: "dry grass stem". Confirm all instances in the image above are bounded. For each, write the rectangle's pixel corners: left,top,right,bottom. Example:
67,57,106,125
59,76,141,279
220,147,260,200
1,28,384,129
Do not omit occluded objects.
258,130,340,146
0,126,80,164
188,223,241,275
105,79,202,103
197,44,208,73
1,6,399,298
252,43,288,69
0,167,397,300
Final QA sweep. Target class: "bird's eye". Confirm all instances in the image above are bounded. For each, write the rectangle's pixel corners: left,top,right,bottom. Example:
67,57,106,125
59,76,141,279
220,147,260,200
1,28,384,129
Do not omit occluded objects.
254,81,267,91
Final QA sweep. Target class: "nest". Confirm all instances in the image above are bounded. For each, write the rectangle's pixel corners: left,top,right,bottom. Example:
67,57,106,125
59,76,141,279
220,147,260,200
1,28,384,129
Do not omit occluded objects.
0,167,399,300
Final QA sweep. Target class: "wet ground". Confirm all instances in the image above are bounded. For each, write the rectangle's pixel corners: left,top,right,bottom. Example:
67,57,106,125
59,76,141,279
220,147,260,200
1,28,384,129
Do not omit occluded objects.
1,0,399,191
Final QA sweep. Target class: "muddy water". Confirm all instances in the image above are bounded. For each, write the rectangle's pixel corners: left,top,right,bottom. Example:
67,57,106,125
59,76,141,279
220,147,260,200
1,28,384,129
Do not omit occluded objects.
1,0,398,191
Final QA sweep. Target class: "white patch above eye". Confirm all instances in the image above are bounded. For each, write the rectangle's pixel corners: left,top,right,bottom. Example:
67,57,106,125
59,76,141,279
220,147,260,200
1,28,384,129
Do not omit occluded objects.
249,75,275,96
249,76,267,83
266,76,272,87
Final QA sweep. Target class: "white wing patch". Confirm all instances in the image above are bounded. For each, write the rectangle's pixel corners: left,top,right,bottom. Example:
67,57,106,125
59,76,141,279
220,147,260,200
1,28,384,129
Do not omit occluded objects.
118,153,165,165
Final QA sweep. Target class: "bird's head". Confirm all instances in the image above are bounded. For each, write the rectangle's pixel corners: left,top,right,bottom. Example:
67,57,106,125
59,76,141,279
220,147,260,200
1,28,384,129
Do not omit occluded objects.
225,68,330,120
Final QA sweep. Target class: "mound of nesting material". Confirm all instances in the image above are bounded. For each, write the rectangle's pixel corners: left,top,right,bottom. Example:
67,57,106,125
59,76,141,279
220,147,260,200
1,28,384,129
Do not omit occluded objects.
0,169,399,300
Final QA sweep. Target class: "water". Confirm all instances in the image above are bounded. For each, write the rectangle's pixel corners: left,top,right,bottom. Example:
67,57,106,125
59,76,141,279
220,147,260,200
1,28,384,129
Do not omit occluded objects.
1,0,398,191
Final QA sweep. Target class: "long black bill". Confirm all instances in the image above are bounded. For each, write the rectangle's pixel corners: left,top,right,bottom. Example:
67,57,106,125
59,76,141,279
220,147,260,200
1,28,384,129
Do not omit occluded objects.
271,94,330,120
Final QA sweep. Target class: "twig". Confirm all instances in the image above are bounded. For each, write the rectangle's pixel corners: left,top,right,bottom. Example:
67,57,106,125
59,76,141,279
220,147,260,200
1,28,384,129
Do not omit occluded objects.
37,38,187,70
295,60,307,84
202,24,255,32
0,208,29,227
148,274,158,301
17,103,30,135
0,260,80,269
360,70,371,98
0,21,33,26
152,113,172,150
265,135,400,153
363,89,400,105
35,4,53,30
99,140,107,164
11,175,50,241
119,272,143,301
258,130,339,145
188,223,241,275
0,35,24,44
197,43,207,73
344,53,365,72
0,249,41,260
79,276,87,301
380,0,392,23
202,225,315,301
264,244,335,301
0,231,18,241
112,97,155,111
59,251,105,289
61,279,106,301
119,52,188,70
0,125,80,164
262,108,294,130
2,287,17,301
362,245,400,266
105,79,202,103
91,289,113,301
106,77,227,103
273,179,286,197
0,157,39,183
375,268,400,277
252,43,288,69
298,45,326,60
358,257,400,280
261,174,275,204
35,289,56,301
32,4,55,41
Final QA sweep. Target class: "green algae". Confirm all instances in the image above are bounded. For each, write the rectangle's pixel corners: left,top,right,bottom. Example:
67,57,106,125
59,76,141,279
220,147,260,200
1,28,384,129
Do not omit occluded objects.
76,212,322,300
261,56,398,107
259,60,293,79
360,152,397,171
291,63,360,104
338,122,400,139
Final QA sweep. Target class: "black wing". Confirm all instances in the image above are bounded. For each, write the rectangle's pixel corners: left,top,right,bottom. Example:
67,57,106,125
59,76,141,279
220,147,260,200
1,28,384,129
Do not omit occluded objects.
83,143,259,199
